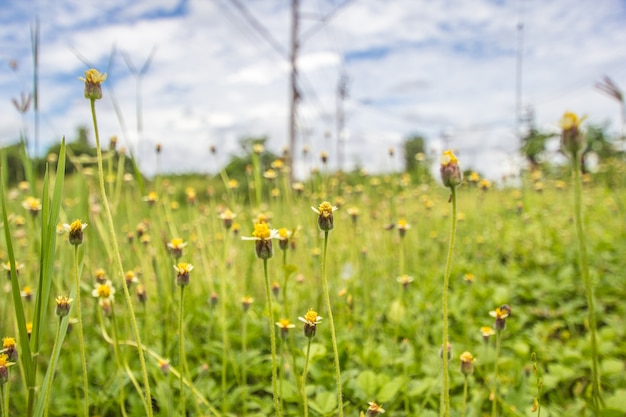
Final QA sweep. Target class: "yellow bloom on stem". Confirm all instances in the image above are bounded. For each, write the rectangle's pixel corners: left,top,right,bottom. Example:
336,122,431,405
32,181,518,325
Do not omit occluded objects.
312,201,338,231
242,222,279,259
366,402,385,416
22,196,42,215
79,68,107,100
55,295,73,318
167,238,187,259
92,280,116,302
298,309,323,338
174,263,194,287
440,150,462,188
559,111,587,157
63,220,88,246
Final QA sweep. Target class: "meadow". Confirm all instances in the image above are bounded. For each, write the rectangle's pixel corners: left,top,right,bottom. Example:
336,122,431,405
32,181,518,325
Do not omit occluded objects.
1,78,625,416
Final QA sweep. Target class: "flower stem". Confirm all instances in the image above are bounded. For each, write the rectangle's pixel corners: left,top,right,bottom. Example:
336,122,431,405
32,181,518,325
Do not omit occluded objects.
302,338,313,417
73,245,89,417
461,374,469,417
441,187,457,417
0,384,5,417
263,258,282,416
492,331,502,417
43,318,63,417
321,231,344,417
572,155,603,409
89,99,153,417
242,312,248,417
179,285,186,417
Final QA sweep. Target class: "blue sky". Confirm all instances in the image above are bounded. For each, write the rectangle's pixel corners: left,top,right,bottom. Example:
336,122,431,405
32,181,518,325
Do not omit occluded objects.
1,0,625,180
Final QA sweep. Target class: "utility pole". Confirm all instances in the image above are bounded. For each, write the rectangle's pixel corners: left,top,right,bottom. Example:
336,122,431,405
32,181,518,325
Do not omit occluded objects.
288,0,300,182
336,71,348,172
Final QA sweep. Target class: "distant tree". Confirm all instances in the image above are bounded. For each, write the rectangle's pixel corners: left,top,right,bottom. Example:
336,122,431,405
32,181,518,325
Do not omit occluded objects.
222,136,279,183
403,134,432,183
520,107,556,169
582,123,620,173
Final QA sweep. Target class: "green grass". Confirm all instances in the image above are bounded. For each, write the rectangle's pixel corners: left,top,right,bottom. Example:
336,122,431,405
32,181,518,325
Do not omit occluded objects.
1,160,625,416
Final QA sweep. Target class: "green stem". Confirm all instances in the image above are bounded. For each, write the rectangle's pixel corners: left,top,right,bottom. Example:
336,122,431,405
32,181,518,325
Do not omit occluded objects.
89,98,153,417
73,245,89,417
302,338,312,417
492,331,502,417
179,285,186,417
1,384,5,417
263,258,282,416
242,312,248,417
462,375,468,417
110,303,130,417
321,231,344,417
441,187,457,417
43,318,63,417
572,155,603,409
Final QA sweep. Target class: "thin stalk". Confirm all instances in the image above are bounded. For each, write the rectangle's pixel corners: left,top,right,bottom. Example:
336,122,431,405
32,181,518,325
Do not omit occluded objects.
572,155,603,409
321,231,344,416
1,384,6,417
89,98,153,417
492,331,502,417
43,318,61,417
110,304,130,417
263,258,281,416
302,338,313,417
179,285,186,417
441,187,457,417
73,245,89,416
242,312,248,417
461,374,468,417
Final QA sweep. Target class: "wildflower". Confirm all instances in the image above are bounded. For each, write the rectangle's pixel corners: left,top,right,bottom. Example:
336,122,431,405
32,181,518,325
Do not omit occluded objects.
463,273,474,284
271,188,280,198
292,182,305,195
275,319,296,338
241,222,279,260
231,222,240,236
136,284,147,304
415,152,426,162
228,179,239,190
0,353,13,385
469,172,480,184
26,322,33,337
143,192,158,206
63,220,88,246
347,207,359,225
209,291,219,307
366,402,385,416
397,218,410,238
167,238,187,259
277,228,291,251
264,169,277,181
559,111,587,157
158,358,170,376
55,296,73,318
397,274,414,289
388,147,395,157
460,351,475,375
320,151,328,164
272,281,280,297
490,305,512,331
219,210,237,230
79,68,107,100
480,326,496,342
174,263,193,287
109,135,118,151
13,215,26,227
241,296,254,312
155,143,162,154
185,187,197,204
3,261,24,279
125,270,139,288
298,309,322,338
22,196,42,216
440,150,463,188
479,179,491,191
94,268,107,284
21,285,33,302
439,341,452,360
92,280,116,303
253,144,264,154
312,201,338,231
2,337,17,362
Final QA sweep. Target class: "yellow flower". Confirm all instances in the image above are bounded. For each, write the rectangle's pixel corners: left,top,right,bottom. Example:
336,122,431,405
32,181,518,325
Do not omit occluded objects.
559,111,587,157
228,179,239,190
312,201,338,231
253,144,264,154
459,351,475,375
174,263,194,286
271,159,284,170
440,150,462,188
559,111,586,131
242,223,279,259
55,295,73,318
20,285,33,301
167,238,187,259
440,150,458,166
480,326,496,340
489,305,512,331
366,402,385,416
63,220,88,246
264,169,277,180
22,196,42,215
143,192,159,205
0,353,9,367
298,309,323,338
2,337,15,351
469,172,480,183
397,274,414,289
241,295,254,311
92,280,116,302
79,68,107,100
275,318,296,337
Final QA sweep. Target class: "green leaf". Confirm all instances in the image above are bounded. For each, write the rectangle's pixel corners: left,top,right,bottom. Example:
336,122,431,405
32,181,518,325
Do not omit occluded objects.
377,376,405,403
357,370,379,397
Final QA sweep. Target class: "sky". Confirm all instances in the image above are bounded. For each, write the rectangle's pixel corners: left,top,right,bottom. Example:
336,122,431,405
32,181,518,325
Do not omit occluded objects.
1,0,625,181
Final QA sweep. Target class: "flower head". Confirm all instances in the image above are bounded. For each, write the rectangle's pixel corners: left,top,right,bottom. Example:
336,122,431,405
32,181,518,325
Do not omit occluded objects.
312,201,338,231
277,227,292,250
298,309,323,338
559,111,587,157
241,223,279,259
22,196,42,216
0,353,14,385
366,402,386,416
397,274,414,289
55,296,73,318
92,280,116,303
396,218,410,238
124,270,139,288
79,68,107,100
143,192,158,205
460,351,475,375
489,304,512,331
241,296,254,312
275,318,296,338
440,150,463,188
167,238,187,259
219,209,237,229
21,285,33,301
480,326,496,342
174,263,193,287
63,220,88,246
